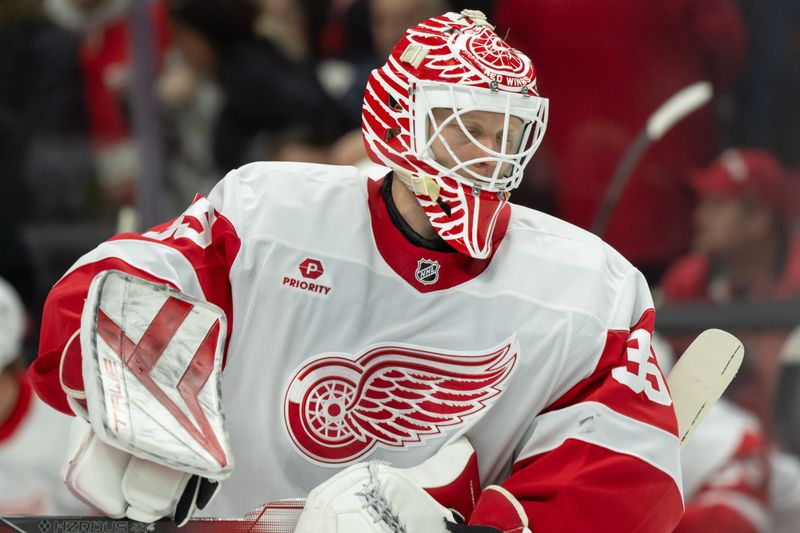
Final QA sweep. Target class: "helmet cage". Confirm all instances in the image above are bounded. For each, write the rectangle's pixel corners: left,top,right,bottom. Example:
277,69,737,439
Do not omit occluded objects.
410,81,548,192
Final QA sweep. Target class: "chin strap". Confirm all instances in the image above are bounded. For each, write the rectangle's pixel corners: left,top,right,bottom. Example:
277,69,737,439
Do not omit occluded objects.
394,169,442,202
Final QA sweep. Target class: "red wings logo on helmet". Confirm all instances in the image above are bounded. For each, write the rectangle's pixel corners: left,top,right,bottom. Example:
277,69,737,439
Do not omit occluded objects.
464,30,529,76
283,339,518,466
403,16,535,90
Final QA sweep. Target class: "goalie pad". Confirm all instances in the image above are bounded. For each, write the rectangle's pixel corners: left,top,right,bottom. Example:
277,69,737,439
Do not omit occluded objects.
295,461,460,533
80,270,233,479
294,437,479,533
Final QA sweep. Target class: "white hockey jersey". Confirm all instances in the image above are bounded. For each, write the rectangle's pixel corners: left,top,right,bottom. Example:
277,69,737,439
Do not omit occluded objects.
31,163,683,531
0,373,91,515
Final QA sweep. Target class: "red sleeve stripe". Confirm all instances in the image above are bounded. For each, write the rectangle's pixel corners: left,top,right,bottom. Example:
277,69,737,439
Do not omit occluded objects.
59,239,205,299
693,490,769,532
544,309,678,437
514,400,683,499
505,439,684,532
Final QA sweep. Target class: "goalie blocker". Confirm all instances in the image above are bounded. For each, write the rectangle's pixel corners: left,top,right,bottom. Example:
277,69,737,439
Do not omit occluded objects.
61,271,234,524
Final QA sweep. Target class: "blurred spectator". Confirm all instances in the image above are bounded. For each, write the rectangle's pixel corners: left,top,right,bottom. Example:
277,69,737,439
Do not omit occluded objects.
660,149,798,303
656,333,800,533
729,0,800,167
44,0,170,209
0,2,91,223
494,0,747,284
158,1,225,210
347,0,449,122
768,449,800,533
678,399,800,533
0,226,37,315
660,147,800,429
0,0,168,223
330,0,450,169
169,0,349,170
0,226,39,354
0,277,90,515
263,126,334,164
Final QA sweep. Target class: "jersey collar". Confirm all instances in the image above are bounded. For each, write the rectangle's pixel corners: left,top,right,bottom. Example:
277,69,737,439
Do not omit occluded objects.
368,174,509,293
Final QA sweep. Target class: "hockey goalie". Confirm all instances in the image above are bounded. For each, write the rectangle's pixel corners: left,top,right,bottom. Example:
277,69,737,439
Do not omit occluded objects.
28,10,685,532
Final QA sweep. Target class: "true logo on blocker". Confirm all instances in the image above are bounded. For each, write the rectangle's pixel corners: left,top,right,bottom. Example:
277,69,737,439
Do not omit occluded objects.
283,258,332,295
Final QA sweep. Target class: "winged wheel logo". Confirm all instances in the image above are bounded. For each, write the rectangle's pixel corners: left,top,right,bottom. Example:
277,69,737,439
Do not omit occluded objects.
283,339,517,466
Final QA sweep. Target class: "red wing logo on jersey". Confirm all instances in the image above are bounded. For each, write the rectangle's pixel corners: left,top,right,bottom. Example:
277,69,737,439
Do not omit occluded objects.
283,338,518,466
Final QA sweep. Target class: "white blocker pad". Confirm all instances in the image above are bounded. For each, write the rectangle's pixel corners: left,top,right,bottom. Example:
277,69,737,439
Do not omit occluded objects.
80,270,233,479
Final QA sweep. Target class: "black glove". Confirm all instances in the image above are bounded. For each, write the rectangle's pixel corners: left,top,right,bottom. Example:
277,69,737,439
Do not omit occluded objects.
174,476,222,527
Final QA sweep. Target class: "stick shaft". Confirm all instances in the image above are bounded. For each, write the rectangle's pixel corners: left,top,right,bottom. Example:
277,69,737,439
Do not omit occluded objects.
590,81,712,237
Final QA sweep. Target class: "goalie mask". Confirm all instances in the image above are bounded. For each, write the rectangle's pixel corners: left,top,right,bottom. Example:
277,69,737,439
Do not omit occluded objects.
362,10,548,259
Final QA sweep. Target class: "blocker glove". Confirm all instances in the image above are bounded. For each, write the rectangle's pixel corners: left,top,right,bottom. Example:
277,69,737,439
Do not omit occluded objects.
60,271,234,525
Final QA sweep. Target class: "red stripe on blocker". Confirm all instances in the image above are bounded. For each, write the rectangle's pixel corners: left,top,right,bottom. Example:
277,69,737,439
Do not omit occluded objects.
96,296,228,468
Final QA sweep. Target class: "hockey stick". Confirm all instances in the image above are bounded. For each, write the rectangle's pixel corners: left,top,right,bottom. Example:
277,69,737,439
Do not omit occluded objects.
590,81,713,237
774,324,800,453
666,328,744,448
0,499,306,533
779,324,800,365
0,329,741,532
116,204,141,233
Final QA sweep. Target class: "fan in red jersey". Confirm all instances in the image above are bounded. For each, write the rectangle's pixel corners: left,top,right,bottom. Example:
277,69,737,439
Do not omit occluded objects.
29,10,683,533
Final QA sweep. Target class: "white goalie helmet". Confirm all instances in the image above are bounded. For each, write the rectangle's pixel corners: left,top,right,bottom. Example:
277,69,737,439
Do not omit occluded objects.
362,10,548,258
0,277,25,368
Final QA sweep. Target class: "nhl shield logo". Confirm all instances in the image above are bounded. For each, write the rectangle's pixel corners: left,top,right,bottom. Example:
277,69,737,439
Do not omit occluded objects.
415,259,440,285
